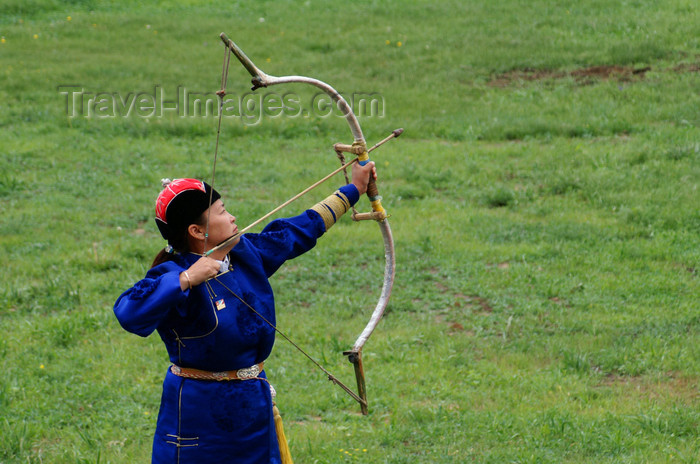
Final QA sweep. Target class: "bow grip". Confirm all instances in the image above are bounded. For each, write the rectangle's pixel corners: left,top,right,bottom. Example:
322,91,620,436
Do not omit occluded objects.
356,148,386,219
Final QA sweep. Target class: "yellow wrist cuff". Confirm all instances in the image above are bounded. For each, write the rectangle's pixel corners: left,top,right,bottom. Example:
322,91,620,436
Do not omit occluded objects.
311,190,352,230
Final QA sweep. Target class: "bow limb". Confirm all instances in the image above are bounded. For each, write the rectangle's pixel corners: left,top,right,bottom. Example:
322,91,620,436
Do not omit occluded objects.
220,33,396,415
219,34,365,142
344,220,395,414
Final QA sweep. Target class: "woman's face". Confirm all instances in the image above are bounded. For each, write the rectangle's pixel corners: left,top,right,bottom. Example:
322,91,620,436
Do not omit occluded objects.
202,199,239,252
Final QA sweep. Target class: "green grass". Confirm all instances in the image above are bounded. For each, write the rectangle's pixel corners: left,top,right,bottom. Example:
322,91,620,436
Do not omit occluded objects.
1,0,699,463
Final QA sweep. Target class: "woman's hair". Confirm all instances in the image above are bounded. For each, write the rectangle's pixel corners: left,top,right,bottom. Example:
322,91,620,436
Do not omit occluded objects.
150,212,206,268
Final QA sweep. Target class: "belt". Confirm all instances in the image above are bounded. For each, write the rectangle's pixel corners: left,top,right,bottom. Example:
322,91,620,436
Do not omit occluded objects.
170,362,264,381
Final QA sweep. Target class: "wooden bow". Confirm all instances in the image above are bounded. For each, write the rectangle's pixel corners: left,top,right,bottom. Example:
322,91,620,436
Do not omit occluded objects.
214,33,397,414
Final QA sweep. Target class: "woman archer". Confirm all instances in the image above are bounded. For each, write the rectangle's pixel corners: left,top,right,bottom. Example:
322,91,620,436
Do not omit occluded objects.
113,160,376,463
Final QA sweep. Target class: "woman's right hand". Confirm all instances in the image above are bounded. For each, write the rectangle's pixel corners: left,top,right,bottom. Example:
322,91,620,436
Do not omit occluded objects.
179,257,221,290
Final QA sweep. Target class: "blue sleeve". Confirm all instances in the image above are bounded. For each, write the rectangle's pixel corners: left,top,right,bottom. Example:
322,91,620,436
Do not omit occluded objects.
113,265,188,337
244,184,360,277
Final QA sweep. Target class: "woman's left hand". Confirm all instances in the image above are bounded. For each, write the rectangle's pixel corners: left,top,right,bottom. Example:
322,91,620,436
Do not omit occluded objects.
351,160,377,196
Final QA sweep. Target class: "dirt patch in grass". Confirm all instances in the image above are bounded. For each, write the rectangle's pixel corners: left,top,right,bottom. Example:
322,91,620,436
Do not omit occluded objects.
434,292,495,335
435,313,471,335
673,62,700,73
598,372,699,401
488,64,652,87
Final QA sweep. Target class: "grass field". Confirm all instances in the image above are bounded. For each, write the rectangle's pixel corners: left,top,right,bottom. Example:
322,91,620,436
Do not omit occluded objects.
1,0,699,463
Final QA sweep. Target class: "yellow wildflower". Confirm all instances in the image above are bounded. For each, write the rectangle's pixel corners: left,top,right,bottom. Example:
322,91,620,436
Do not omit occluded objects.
385,40,391,45
1,37,5,44
33,34,38,39
40,364,45,369
67,16,72,21
397,41,402,47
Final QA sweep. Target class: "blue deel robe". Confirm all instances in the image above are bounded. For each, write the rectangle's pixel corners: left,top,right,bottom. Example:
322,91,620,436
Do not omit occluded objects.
113,185,359,464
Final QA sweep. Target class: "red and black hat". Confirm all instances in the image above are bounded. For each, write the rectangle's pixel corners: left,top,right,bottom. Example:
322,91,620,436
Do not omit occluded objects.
155,179,220,242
